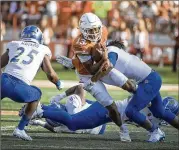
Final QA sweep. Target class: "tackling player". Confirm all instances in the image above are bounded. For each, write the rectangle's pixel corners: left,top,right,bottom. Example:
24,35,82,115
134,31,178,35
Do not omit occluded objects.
23,84,179,142
101,41,179,142
1,25,63,141
56,40,179,142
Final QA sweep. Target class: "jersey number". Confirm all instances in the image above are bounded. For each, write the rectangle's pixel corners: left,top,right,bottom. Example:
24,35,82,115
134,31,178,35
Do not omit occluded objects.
10,47,38,65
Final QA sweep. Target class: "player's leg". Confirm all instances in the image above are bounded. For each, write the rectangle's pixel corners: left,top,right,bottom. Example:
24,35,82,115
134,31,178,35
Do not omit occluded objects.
12,83,42,140
149,93,179,129
81,76,122,127
1,73,14,100
71,101,111,130
88,80,122,127
125,72,163,130
120,124,131,142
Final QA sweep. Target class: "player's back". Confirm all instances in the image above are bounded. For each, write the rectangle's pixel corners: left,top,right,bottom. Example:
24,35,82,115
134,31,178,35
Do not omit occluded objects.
4,40,51,85
108,46,151,82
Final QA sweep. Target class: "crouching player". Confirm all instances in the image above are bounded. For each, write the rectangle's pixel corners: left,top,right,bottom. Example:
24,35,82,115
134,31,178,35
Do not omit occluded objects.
22,84,179,142
1,25,63,141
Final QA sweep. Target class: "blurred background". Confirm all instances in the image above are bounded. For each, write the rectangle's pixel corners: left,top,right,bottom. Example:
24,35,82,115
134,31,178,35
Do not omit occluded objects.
1,1,179,72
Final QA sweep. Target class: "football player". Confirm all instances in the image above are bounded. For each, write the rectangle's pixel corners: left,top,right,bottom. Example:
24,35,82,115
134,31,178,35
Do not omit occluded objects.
99,41,179,142
23,84,178,142
21,84,106,135
56,41,179,142
64,12,136,130
1,25,63,141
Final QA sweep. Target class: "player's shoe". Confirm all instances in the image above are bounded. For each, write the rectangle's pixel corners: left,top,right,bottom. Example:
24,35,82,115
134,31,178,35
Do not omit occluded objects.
119,131,131,142
31,102,43,120
13,128,32,141
54,125,70,133
148,128,165,142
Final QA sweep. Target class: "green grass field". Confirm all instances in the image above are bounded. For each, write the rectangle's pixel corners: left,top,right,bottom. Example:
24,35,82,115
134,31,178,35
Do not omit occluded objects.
1,88,179,149
34,63,178,84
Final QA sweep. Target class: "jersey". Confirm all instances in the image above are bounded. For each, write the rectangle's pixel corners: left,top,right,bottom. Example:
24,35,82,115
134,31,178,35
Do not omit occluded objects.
4,40,51,85
65,95,91,115
107,46,151,83
72,26,108,75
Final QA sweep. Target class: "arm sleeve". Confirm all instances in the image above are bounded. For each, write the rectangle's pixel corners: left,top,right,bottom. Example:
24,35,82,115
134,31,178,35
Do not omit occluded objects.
44,46,52,59
108,52,118,66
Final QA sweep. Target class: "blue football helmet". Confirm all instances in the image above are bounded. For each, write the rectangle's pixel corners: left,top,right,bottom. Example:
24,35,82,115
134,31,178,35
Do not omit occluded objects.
20,25,43,44
163,97,179,115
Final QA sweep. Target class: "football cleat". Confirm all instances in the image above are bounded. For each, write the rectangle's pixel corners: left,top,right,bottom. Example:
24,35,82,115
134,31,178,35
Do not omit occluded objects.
148,128,165,142
13,128,32,141
119,131,131,142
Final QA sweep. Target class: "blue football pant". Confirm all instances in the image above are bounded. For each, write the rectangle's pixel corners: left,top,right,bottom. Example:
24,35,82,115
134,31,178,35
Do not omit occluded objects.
1,73,41,102
125,71,175,126
43,102,111,131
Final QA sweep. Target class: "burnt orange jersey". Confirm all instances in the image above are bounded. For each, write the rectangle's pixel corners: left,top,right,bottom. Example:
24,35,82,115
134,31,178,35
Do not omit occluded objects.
72,26,108,75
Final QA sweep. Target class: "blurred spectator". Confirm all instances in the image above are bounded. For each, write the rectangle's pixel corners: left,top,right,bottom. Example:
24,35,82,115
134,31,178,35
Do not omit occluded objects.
45,1,58,28
1,0,178,65
133,20,149,59
170,28,179,72
40,16,54,45
67,16,80,58
92,1,112,26
109,20,131,49
67,16,79,41
156,9,170,33
1,21,6,41
25,1,41,25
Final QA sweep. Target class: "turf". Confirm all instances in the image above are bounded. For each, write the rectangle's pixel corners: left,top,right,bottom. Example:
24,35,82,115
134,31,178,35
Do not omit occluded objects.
1,123,179,150
1,88,178,111
34,63,178,84
1,89,179,149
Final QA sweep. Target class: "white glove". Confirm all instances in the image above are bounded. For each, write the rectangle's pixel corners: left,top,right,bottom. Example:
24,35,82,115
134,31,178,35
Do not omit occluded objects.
82,79,95,92
56,56,74,69
50,92,66,104
50,95,62,104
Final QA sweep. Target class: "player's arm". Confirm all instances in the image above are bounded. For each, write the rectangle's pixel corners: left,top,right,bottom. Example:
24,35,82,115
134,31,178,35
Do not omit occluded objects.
1,50,9,68
42,55,63,90
51,84,85,104
81,56,105,75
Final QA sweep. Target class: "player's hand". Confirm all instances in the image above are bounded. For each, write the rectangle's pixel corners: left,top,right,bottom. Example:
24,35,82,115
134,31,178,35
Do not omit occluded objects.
56,56,74,69
50,95,62,104
55,80,64,90
82,79,95,92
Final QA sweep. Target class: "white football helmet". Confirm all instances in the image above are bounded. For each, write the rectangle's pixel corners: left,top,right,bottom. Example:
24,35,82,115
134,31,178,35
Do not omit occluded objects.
79,13,102,42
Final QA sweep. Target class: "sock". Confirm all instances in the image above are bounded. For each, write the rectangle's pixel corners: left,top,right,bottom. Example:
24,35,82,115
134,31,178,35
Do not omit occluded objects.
18,115,30,130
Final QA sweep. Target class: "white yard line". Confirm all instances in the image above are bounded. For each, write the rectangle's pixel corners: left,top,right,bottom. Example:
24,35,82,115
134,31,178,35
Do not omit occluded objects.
32,80,178,91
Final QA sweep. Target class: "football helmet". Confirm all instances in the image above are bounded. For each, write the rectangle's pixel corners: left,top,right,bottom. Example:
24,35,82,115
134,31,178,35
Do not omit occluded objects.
79,13,102,42
163,96,179,115
20,25,43,44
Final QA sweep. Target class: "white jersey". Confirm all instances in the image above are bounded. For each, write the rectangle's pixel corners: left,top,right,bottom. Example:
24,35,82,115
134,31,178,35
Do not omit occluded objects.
4,40,52,85
65,95,91,115
107,46,152,83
